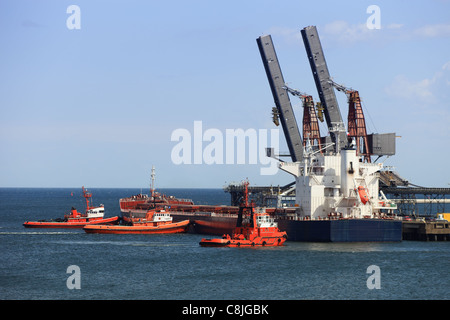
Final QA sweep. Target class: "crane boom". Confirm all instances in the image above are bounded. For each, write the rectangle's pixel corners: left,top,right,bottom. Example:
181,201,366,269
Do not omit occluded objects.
301,26,347,153
257,35,304,162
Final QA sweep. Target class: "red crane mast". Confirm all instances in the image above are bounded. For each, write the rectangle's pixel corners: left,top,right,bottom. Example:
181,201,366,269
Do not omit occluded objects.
283,85,322,153
328,80,371,162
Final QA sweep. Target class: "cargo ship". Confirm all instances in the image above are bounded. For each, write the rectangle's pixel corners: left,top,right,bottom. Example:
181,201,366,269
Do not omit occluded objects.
119,26,403,242
119,166,194,221
119,160,401,242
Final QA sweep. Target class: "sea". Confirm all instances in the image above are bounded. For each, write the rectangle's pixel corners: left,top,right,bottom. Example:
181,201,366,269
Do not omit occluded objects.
1,187,449,302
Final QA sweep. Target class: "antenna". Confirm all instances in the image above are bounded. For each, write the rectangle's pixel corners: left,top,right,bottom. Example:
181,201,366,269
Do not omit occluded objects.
151,166,156,197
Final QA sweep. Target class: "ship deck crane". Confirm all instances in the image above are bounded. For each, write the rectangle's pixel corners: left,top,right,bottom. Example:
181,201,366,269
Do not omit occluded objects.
258,26,396,165
283,85,323,153
257,35,304,162
328,79,371,162
301,26,347,154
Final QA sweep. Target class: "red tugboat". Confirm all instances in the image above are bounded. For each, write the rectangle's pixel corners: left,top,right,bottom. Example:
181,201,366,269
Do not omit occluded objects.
23,187,120,228
83,209,190,234
199,182,287,247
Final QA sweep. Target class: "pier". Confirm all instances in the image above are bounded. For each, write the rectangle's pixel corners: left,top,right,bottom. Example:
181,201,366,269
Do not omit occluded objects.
402,220,450,241
379,171,450,216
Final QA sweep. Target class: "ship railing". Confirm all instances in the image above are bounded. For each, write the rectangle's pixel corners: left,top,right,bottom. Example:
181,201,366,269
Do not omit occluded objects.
211,212,238,217
274,214,401,221
169,211,237,217
173,198,193,203
169,210,234,216
167,211,205,216
374,200,397,209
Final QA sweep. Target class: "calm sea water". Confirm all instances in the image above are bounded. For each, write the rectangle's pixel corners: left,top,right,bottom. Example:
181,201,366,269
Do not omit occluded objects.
0,188,449,300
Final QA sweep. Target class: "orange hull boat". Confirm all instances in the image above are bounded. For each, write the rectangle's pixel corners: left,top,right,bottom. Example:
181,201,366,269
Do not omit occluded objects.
23,216,120,228
83,209,190,234
23,187,120,229
84,219,190,234
199,182,287,248
199,232,286,247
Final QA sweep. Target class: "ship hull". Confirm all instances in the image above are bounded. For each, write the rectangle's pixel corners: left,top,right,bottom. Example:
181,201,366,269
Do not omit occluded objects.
83,220,190,234
169,213,402,242
277,219,402,242
191,218,236,236
199,236,286,247
23,216,120,229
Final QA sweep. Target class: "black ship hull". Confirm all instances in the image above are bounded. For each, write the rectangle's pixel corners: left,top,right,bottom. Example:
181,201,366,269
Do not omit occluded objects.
168,212,402,242
277,218,402,242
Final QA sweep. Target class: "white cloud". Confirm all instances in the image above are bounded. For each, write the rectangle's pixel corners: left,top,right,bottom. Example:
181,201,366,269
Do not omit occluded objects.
319,21,450,46
21,20,46,28
385,61,450,109
265,21,384,47
386,23,404,30
264,26,302,45
414,23,450,38
322,20,372,42
315,20,408,46
266,21,450,47
385,75,436,102
384,62,450,161
442,61,450,71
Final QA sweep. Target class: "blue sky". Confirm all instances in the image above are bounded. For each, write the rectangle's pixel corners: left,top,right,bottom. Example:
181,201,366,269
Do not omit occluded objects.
1,0,449,189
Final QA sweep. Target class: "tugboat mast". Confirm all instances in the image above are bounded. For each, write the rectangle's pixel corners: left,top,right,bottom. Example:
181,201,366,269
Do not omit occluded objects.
82,186,93,211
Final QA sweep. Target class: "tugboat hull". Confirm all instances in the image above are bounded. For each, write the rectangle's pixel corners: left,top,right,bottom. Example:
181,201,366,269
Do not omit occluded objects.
83,219,190,234
199,235,286,247
23,216,120,229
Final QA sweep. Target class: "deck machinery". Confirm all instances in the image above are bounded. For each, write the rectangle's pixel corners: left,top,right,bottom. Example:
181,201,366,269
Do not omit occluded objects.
255,26,401,241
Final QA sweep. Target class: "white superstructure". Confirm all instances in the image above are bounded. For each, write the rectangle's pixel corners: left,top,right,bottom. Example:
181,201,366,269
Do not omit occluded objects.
279,146,397,220
86,205,105,219
152,211,173,222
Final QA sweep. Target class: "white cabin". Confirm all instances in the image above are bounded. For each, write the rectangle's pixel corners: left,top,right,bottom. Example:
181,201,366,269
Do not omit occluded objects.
254,208,278,228
86,205,105,218
151,211,173,222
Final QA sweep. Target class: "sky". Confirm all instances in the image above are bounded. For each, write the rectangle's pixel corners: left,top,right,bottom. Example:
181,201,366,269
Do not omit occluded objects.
0,0,449,189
